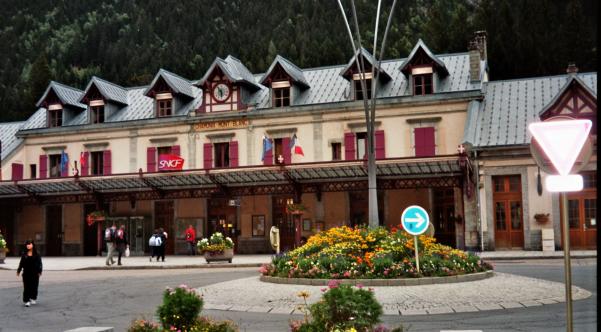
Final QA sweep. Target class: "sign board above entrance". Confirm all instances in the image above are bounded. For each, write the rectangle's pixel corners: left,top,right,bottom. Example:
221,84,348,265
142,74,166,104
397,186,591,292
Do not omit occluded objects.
158,154,184,171
194,119,249,131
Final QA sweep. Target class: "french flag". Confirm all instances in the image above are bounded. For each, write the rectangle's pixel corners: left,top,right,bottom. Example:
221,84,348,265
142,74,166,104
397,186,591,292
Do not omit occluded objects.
289,133,304,156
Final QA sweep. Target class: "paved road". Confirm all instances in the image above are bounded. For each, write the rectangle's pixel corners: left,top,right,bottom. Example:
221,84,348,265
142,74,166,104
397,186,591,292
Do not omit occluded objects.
0,259,596,332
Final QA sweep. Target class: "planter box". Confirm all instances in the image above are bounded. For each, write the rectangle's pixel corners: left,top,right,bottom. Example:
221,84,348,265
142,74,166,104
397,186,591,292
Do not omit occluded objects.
203,248,234,263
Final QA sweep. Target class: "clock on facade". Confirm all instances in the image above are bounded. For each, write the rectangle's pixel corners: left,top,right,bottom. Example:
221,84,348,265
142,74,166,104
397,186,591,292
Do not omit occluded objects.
212,83,230,102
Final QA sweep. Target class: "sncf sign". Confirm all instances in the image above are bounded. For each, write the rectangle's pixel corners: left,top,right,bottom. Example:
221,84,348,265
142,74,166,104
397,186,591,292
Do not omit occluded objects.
158,154,184,171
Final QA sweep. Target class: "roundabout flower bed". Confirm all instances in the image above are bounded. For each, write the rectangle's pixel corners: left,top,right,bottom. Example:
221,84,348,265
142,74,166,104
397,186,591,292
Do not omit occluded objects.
260,226,492,280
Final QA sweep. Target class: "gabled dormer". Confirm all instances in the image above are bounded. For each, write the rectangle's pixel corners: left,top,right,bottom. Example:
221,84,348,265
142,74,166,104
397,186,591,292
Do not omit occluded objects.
79,76,128,124
260,55,309,108
35,81,86,128
144,69,195,118
399,39,449,96
196,55,261,113
340,47,391,101
539,64,597,134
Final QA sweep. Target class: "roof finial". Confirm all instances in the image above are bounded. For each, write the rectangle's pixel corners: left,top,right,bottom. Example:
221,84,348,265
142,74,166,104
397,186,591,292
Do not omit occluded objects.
566,63,578,76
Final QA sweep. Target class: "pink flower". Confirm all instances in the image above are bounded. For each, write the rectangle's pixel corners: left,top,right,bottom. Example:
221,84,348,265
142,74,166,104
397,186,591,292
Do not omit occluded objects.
356,283,364,289
321,288,327,292
327,280,341,289
343,271,351,278
384,269,389,276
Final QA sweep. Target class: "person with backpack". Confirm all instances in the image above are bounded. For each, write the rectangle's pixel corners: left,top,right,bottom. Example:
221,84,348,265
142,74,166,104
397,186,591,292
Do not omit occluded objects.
148,229,162,262
105,223,117,266
115,224,129,266
184,225,196,256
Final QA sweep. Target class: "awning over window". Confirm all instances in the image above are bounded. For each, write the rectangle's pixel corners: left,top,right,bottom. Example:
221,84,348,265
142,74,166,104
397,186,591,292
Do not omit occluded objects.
0,155,464,200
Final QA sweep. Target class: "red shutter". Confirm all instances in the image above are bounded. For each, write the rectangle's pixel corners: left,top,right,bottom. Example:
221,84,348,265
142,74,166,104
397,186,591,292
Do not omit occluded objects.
103,150,112,175
61,153,69,177
375,130,385,159
229,141,238,167
263,139,273,165
171,145,181,157
203,143,213,169
344,133,356,160
11,163,23,181
147,147,157,172
39,155,47,179
415,127,435,157
282,137,291,164
81,152,89,176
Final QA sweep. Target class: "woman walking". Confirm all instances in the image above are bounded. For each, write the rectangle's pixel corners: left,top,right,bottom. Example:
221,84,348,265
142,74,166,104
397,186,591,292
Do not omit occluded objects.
16,240,43,307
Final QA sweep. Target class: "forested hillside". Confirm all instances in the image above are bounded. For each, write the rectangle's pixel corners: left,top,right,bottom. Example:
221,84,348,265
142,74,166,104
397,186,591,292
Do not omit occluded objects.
0,0,596,122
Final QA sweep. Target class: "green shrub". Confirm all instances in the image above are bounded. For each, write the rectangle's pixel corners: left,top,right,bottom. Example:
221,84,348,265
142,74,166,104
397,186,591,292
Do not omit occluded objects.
189,317,238,332
127,319,161,332
157,285,204,331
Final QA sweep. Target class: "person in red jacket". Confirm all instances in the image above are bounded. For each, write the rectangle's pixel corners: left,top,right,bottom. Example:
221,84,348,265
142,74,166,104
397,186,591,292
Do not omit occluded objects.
184,225,196,256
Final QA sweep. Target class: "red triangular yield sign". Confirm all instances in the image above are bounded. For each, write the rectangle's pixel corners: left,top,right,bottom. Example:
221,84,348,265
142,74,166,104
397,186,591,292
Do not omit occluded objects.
528,119,592,175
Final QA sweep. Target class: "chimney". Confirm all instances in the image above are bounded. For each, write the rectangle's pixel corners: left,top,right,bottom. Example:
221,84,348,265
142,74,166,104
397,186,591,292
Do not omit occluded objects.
566,63,578,76
469,31,488,82
468,40,481,82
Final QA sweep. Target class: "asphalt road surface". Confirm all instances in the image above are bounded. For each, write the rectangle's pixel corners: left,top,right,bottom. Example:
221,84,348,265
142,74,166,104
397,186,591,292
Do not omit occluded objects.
0,259,596,332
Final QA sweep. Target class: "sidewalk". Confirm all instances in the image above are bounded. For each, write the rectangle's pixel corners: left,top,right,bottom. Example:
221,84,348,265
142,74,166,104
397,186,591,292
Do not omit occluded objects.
0,250,595,271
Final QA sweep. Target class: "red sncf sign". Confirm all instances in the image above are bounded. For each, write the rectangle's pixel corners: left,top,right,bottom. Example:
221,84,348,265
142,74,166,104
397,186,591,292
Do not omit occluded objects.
158,154,185,171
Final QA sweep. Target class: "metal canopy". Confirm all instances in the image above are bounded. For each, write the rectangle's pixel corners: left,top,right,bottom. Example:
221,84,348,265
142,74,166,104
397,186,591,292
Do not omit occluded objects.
0,156,463,199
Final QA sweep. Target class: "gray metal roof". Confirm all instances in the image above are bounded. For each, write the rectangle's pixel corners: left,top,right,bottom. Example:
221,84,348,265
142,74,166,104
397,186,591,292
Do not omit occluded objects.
468,72,597,148
259,55,310,89
80,76,128,105
198,56,261,90
399,39,449,77
0,121,25,160
340,47,391,81
35,81,86,109
143,69,196,99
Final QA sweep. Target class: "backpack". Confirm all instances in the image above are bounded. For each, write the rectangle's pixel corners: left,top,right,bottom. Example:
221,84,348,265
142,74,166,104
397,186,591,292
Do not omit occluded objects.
149,234,162,247
104,228,115,242
116,229,124,240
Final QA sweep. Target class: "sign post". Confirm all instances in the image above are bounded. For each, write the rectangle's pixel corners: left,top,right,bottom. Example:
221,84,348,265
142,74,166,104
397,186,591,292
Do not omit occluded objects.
529,117,592,332
401,205,430,274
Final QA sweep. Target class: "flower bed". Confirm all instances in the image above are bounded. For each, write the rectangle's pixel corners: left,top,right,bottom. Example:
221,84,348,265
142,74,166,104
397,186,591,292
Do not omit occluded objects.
260,226,492,279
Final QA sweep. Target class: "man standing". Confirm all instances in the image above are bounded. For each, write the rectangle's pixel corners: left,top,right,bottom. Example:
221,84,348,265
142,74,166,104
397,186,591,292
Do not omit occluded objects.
104,223,117,266
184,225,196,256
115,224,128,266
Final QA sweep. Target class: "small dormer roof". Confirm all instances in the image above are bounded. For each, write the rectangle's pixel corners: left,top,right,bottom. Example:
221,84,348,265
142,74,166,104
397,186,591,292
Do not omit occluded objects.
197,55,261,90
539,74,597,117
80,76,128,105
399,39,449,77
144,69,195,99
35,81,86,109
259,55,310,89
340,47,391,81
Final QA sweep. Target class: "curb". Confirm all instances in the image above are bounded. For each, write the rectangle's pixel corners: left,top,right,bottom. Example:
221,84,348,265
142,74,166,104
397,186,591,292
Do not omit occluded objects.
260,270,494,286
76,263,263,271
479,254,597,261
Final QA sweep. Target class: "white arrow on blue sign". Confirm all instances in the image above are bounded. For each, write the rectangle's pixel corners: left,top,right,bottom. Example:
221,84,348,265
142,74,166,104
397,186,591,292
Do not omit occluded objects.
401,205,430,236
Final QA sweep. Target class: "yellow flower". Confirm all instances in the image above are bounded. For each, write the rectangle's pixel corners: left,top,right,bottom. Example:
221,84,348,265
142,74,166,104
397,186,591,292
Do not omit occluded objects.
297,290,310,299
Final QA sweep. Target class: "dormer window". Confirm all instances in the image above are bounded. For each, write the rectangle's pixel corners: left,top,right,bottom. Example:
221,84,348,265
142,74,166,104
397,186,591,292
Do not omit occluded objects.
89,100,105,124
272,81,291,107
353,73,373,100
48,104,63,127
412,66,433,96
156,93,173,117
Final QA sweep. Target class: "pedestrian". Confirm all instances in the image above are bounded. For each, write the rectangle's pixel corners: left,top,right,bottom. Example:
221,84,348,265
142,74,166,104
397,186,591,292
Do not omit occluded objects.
184,225,196,256
16,240,42,307
148,229,161,262
158,227,167,262
104,223,117,266
115,224,129,266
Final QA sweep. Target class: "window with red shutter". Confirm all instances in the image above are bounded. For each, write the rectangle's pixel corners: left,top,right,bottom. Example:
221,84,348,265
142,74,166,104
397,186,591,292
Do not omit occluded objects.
91,151,104,175
171,145,181,156
147,147,157,172
344,133,356,160
282,137,291,164
103,150,112,175
375,130,385,159
229,141,239,167
11,163,23,181
81,152,89,176
214,143,229,168
203,143,213,169
263,139,273,166
39,155,48,179
414,127,436,157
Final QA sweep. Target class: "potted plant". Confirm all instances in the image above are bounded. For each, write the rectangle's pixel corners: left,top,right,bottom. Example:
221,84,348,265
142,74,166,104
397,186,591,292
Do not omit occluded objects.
534,213,550,224
0,235,8,264
197,232,234,263
286,203,307,215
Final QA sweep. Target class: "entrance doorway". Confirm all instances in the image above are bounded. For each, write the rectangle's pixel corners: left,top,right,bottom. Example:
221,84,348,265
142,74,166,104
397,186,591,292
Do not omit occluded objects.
83,204,100,256
45,205,63,256
207,198,238,250
561,172,597,249
273,196,295,252
493,175,524,249
155,201,174,255
433,188,456,247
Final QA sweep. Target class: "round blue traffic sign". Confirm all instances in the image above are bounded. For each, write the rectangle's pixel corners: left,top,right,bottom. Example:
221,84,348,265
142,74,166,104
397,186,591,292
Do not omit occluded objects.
401,205,430,236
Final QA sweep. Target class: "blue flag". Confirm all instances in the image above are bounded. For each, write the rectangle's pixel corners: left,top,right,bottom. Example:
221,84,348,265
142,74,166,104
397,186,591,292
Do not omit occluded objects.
261,135,273,161
60,151,69,173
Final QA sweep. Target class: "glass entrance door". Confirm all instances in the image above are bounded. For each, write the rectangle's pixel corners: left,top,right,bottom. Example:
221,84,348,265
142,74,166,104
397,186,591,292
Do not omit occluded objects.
493,175,524,249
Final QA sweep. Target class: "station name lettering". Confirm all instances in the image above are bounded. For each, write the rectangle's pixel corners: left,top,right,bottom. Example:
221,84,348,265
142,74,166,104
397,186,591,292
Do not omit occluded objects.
194,119,249,131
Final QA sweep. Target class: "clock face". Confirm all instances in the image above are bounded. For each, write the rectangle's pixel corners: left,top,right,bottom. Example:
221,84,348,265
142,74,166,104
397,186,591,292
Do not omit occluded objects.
212,83,230,102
